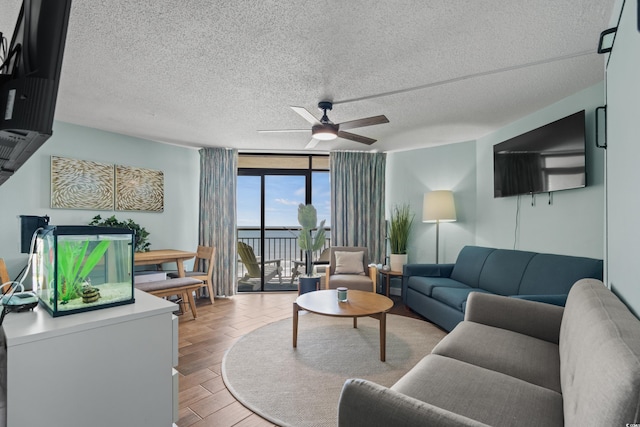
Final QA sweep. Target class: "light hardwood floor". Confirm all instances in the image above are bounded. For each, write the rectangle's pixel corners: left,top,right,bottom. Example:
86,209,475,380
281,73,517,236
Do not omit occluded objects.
176,292,298,427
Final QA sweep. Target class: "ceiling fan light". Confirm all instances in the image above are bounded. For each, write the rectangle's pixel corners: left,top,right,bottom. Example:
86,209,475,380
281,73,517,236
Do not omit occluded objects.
312,124,338,140
314,130,338,141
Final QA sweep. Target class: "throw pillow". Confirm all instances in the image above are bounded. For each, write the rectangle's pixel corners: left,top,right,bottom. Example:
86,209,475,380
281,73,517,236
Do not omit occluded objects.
334,251,365,275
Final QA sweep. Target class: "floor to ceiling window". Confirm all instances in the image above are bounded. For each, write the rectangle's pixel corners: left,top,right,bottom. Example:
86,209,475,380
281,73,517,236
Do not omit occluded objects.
237,154,330,292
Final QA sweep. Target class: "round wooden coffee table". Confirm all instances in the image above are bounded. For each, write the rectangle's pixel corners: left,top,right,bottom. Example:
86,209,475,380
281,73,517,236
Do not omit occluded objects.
293,289,394,361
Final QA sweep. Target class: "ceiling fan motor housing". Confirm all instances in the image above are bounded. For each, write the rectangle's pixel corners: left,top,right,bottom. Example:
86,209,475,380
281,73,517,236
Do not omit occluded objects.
318,101,334,124
318,101,333,112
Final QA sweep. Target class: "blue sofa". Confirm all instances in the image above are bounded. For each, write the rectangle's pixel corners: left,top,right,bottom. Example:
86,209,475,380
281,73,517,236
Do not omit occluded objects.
402,245,603,331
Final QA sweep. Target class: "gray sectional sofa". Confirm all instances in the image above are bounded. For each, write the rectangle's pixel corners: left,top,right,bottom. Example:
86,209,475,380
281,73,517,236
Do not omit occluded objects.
338,279,640,426
402,246,603,331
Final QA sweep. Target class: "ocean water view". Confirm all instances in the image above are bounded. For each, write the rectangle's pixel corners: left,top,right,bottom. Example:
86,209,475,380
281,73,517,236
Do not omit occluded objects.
238,227,331,275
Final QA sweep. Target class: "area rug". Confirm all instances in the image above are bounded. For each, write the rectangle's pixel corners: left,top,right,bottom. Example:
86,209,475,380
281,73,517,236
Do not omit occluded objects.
222,313,447,427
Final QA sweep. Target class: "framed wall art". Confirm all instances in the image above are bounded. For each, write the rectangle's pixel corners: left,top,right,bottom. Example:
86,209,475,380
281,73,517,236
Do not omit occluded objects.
51,156,114,210
115,165,164,212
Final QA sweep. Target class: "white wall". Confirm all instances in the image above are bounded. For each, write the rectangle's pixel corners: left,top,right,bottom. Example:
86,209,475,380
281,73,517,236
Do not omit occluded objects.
0,121,200,281
475,83,605,259
386,141,477,264
605,0,640,315
386,82,605,266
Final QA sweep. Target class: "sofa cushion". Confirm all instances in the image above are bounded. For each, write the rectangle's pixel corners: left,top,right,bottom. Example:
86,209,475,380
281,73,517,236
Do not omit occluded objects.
478,249,536,295
431,286,491,311
339,378,491,427
449,246,495,287
333,251,365,275
560,279,640,426
518,253,603,296
510,294,567,306
391,355,564,427
432,322,561,393
406,276,469,297
327,274,373,292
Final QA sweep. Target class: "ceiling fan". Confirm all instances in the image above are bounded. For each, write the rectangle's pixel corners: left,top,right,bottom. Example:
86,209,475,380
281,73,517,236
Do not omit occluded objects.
259,101,389,149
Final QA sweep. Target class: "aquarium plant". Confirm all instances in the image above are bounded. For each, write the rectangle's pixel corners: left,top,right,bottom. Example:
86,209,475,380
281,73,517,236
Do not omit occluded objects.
89,215,150,252
297,204,326,277
57,239,111,303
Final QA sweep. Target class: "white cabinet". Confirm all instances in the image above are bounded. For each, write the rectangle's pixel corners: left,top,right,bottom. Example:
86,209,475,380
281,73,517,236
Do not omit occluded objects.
1,290,177,427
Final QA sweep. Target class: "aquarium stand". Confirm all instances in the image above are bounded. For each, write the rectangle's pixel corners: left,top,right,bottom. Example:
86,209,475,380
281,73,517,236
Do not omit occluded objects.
1,290,179,426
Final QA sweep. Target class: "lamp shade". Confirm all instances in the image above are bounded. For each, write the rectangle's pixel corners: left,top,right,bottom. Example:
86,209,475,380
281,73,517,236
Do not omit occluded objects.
423,190,457,223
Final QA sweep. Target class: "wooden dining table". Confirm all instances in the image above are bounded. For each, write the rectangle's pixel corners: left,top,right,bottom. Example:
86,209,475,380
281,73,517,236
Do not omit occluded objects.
134,249,197,278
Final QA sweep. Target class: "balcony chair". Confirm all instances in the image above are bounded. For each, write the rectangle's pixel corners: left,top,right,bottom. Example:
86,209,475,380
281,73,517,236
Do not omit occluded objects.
326,246,377,292
290,247,330,284
167,245,216,304
237,242,283,290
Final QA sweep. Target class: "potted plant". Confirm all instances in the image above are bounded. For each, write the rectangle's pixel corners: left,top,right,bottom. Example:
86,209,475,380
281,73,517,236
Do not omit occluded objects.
89,215,150,252
389,203,414,272
297,204,326,293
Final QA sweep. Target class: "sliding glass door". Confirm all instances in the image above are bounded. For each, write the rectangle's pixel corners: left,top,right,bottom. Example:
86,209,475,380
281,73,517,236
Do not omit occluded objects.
236,155,330,292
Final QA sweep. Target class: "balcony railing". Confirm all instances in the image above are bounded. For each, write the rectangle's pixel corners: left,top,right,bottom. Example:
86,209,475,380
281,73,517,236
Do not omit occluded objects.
237,227,330,288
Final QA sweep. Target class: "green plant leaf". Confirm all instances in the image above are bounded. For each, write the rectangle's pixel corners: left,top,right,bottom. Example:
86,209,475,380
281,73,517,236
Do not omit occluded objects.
389,204,414,254
312,220,326,251
71,241,90,285
297,204,317,229
299,229,312,251
79,240,111,280
297,204,326,252
57,241,72,286
57,240,88,300
88,215,150,252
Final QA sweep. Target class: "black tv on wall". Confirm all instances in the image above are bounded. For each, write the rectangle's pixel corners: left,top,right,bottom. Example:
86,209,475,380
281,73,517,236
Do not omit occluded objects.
493,110,586,198
0,0,72,186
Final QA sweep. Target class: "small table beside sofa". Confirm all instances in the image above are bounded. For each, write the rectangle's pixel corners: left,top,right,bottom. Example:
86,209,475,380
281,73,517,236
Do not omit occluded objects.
402,245,603,331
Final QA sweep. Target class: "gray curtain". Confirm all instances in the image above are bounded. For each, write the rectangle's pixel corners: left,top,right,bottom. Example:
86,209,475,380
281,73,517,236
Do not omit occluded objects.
330,151,386,265
199,147,237,297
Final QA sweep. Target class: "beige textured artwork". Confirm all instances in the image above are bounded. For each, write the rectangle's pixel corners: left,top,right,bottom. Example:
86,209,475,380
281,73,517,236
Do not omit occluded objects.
116,165,164,212
51,156,114,210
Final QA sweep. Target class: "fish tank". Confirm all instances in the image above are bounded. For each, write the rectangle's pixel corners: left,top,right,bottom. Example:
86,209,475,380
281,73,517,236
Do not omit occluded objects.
33,225,136,317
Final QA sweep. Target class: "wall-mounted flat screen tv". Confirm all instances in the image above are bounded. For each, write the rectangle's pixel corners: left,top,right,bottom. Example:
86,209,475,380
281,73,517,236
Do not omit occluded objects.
493,110,586,198
0,0,72,186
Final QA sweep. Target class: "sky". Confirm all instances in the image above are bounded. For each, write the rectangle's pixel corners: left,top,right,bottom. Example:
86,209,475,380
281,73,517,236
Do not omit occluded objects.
237,172,330,228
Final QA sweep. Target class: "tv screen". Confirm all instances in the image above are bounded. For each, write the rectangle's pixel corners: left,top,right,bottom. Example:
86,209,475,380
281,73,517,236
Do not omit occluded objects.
493,110,586,198
0,0,72,186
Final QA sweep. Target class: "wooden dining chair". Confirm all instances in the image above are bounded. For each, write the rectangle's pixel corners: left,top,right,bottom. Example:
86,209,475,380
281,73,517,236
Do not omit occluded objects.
168,245,216,304
0,258,11,291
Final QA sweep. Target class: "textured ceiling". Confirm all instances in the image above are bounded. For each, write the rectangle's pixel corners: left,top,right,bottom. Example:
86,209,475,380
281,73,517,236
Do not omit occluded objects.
0,0,615,153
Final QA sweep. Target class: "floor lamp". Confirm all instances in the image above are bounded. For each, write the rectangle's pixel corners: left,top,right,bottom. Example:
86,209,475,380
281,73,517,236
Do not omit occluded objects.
423,190,457,264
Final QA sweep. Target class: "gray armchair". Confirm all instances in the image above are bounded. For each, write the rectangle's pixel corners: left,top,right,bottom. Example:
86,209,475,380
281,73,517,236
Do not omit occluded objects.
326,246,377,292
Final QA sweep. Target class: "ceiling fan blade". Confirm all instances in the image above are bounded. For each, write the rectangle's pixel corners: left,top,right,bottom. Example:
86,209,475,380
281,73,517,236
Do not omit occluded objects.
305,138,320,149
338,115,389,131
258,129,309,133
291,106,320,125
337,131,376,145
